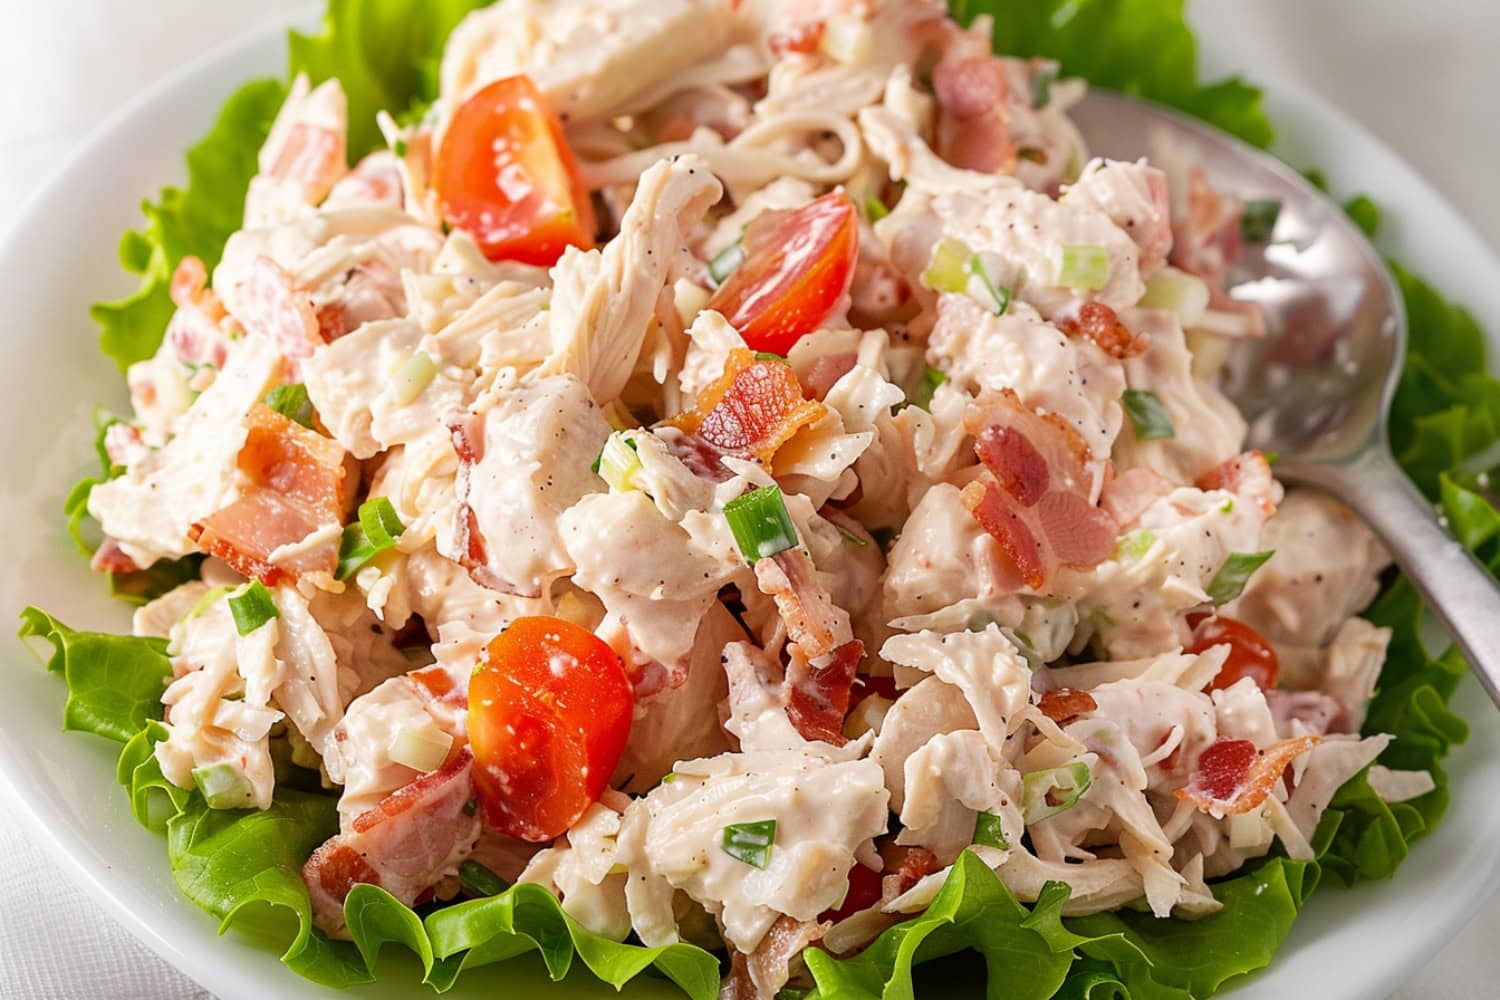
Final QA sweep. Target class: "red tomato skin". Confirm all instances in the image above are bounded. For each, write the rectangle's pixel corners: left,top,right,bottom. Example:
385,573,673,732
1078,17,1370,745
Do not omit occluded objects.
819,862,884,923
707,191,859,356
468,617,633,842
1186,613,1281,691
434,76,595,267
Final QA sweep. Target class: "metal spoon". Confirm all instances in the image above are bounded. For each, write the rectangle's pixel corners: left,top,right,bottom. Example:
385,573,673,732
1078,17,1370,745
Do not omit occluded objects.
1071,89,1500,705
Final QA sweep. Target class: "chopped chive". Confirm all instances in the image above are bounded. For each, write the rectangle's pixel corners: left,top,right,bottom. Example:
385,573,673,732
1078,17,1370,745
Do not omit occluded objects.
966,254,1010,316
721,819,777,869
911,366,948,411
1032,64,1057,108
1219,497,1235,514
921,238,972,294
337,497,408,580
459,860,508,897
392,350,437,406
723,486,800,564
1121,389,1175,441
709,240,746,285
973,811,1009,850
837,526,869,548
864,195,889,222
263,384,315,429
1264,450,1280,465
754,351,787,363
1058,243,1110,290
1240,199,1282,243
227,581,278,636
1206,551,1275,604
1113,530,1156,561
597,432,643,493
1022,761,1092,824
662,772,678,784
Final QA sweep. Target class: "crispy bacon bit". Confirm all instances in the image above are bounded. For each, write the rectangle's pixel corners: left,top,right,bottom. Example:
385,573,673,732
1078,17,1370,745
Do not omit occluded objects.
768,19,825,56
933,52,1015,174
1100,466,1173,529
237,256,322,364
303,747,479,937
723,915,830,1000
667,349,825,464
961,390,1116,592
754,547,862,744
446,412,503,590
166,256,234,368
314,302,347,344
894,846,941,894
1037,688,1098,726
1196,450,1279,517
190,404,351,585
1057,302,1147,359
90,538,141,575
1175,735,1321,816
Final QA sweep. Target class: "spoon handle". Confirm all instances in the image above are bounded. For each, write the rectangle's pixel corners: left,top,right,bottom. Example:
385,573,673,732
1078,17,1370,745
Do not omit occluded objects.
1296,448,1500,707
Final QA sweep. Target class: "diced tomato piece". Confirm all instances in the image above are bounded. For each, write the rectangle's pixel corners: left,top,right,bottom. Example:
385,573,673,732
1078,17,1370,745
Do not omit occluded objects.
819,862,883,923
1186,613,1281,692
468,617,634,841
434,76,595,267
1176,735,1320,815
707,192,858,356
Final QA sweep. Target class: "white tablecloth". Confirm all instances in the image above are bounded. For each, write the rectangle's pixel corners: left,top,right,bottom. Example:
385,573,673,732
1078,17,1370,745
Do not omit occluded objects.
2,2,1497,997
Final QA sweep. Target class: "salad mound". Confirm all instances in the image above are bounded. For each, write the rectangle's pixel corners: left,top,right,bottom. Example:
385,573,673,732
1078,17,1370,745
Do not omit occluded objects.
23,1,1490,998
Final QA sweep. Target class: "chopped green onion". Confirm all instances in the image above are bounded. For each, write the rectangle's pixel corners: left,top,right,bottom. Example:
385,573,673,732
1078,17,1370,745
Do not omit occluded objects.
1264,451,1280,465
966,254,1011,316
388,722,453,773
1016,146,1048,165
921,238,972,294
1058,243,1110,290
263,384,315,429
1240,199,1282,243
973,811,1010,850
1114,530,1156,561
723,486,800,564
709,240,746,284
459,860,508,897
1032,65,1057,108
1139,268,1210,328
911,366,948,411
1343,195,1380,239
864,195,890,222
392,350,437,406
185,585,233,623
662,772,678,784
337,496,408,580
1022,761,1092,824
359,496,406,549
721,819,777,869
1206,551,1276,604
754,351,787,363
192,763,255,810
1121,389,1175,441
1219,497,1236,514
227,581,279,636
597,432,643,493
394,138,409,158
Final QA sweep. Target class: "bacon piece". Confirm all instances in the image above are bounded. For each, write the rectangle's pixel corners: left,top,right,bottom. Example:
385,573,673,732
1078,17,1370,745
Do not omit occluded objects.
446,413,501,589
668,349,825,464
1037,688,1097,726
754,547,862,745
1196,450,1279,517
1175,735,1321,816
1100,466,1173,529
236,256,322,364
90,538,141,575
303,747,480,937
933,52,1015,174
165,256,234,368
1057,302,1147,359
962,390,1117,592
190,404,352,585
723,915,830,1000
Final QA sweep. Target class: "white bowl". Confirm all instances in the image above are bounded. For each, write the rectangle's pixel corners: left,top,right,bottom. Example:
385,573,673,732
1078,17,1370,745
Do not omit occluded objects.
1,12,1498,1000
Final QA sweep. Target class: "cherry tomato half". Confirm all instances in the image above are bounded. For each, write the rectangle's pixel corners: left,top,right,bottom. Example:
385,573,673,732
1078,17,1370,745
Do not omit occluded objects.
707,191,858,356
468,616,633,841
819,862,884,923
434,76,596,267
1186,613,1280,692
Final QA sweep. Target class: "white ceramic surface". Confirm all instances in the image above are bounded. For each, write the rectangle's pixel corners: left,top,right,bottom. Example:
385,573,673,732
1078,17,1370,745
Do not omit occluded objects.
2,10,1499,1000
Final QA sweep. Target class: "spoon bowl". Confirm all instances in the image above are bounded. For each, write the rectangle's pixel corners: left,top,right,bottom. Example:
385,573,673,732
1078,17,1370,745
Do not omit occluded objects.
1073,89,1500,705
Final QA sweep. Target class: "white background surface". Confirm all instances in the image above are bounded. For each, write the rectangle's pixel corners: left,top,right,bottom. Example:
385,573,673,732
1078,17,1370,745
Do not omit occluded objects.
0,1,1496,998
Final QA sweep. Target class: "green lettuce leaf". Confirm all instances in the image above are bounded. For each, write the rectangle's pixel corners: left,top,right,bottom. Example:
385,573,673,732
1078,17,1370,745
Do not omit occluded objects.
288,0,492,157
17,606,170,743
92,78,287,371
